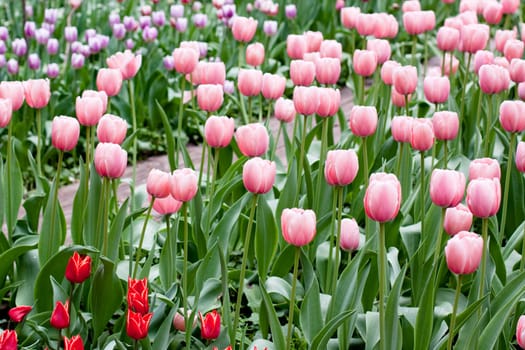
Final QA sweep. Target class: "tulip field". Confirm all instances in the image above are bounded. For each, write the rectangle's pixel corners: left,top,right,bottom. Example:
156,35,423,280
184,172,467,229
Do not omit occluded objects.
4,0,525,349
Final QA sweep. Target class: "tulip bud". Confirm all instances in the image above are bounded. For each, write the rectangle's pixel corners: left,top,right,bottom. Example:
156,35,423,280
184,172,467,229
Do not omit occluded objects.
466,178,501,218
281,208,317,246
516,142,525,173
445,231,483,274
393,65,418,95
364,173,402,222
242,157,276,194
261,73,286,100
235,123,269,157
410,119,434,151
51,116,80,152
349,106,378,137
126,310,153,340
238,69,263,97
499,100,525,133
147,169,171,198
469,158,501,180
444,204,473,236
94,143,127,178
517,315,525,349
324,149,359,186
353,50,377,77
96,68,123,97
430,169,466,208
50,300,70,329
0,98,12,128
97,114,127,144
65,251,92,284
340,218,360,251
391,116,413,143
290,60,316,86
293,86,319,115
274,98,296,123
23,79,51,109
106,50,142,80
200,310,221,340
432,111,459,141
64,335,84,350
170,168,198,202
232,16,257,43
246,43,265,67
8,305,32,323
197,84,223,112
0,330,17,350
423,76,450,104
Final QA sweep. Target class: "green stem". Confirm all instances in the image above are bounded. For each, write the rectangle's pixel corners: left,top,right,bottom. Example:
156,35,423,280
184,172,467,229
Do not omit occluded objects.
378,223,387,350
396,142,404,177
405,95,409,117
48,151,63,259
210,148,220,200
165,215,174,286
294,115,308,206
233,194,258,342
197,140,207,192
132,197,155,279
483,94,493,157
447,274,462,350
36,108,42,176
499,133,516,243
359,75,364,105
102,178,110,257
444,140,448,169
411,35,417,66
420,151,425,236
182,203,192,348
474,88,483,158
288,116,299,168
286,246,301,350
459,54,472,130
331,187,344,294
248,96,253,123
363,137,369,187
6,122,12,239
270,122,283,161
326,188,338,293
128,80,138,211
478,218,488,302
315,118,329,213
432,208,447,279
258,94,263,123
441,50,446,76
176,78,186,167
521,221,525,271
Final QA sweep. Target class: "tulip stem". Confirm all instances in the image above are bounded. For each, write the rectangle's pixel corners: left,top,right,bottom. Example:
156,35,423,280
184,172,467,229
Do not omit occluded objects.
182,202,192,349
359,75,364,105
447,274,462,350
444,140,448,169
404,95,409,117
176,77,186,167
432,208,446,280
233,194,258,345
248,96,253,123
294,115,308,206
478,218,488,304
499,133,516,243
6,122,12,239
315,118,328,213
132,197,155,279
363,137,369,187
459,54,472,133
47,151,63,263
286,246,301,350
258,94,263,123
483,94,493,157
331,187,344,294
411,35,417,67
270,122,283,161
441,51,446,76
165,214,174,287
128,80,138,211
326,188,338,293
102,177,110,257
396,142,404,177
378,222,387,350
36,108,42,176
133,339,138,350
521,222,525,271
420,151,425,237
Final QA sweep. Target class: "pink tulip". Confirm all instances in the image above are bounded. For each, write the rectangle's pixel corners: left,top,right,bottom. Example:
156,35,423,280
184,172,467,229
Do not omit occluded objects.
356,13,377,37
0,81,24,111
235,123,269,157
94,143,127,178
392,88,410,107
75,96,103,126
510,59,525,83
443,53,459,76
502,0,519,14
349,106,378,137
172,47,199,74
423,76,450,104
391,116,413,143
436,26,460,52
353,50,377,77
410,118,434,151
517,315,525,349
232,16,257,43
460,24,489,53
303,52,321,64
170,168,198,202
242,157,276,194
444,204,473,236
146,169,171,198
153,194,182,215
445,231,483,275
495,29,516,53
324,149,359,186
97,68,123,97
82,90,108,113
432,111,459,141
316,88,340,117
315,58,340,85
23,79,50,109
281,208,317,247
274,98,296,123
473,50,494,74
293,86,319,115
0,98,12,127
499,100,525,133
466,177,501,218
482,2,503,25
366,39,391,65
469,158,501,180
246,43,265,67
204,115,235,148
403,11,426,35
197,84,223,112
320,40,342,60
393,65,418,95
191,61,226,85
504,39,524,62
290,60,316,86
430,169,466,208
364,172,402,222
286,34,307,60
305,31,323,53
51,116,80,152
106,50,141,80
340,7,360,29
478,64,510,95
238,69,262,97
381,60,401,85
340,218,360,251
261,74,286,100
517,142,525,173
402,0,421,12
97,114,127,144
520,83,525,101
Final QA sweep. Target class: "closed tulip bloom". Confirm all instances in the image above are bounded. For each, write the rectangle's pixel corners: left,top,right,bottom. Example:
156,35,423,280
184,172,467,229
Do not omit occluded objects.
97,114,127,144
430,169,466,208
499,100,525,133
423,76,450,104
23,79,50,109
469,158,501,180
317,88,340,117
94,143,127,178
466,177,501,218
495,29,516,53
393,65,418,95
65,251,91,284
64,335,84,350
402,0,421,12
392,88,411,107
504,39,524,62
290,60,316,86
437,26,460,52
493,57,510,70
146,169,171,198
261,73,286,100
8,305,32,323
340,218,360,251
403,11,427,35
197,84,223,112
460,24,489,53
517,316,525,349
281,208,317,246
364,172,402,222
473,50,494,74
232,16,257,42
152,194,182,215
444,204,473,235
172,47,199,74
510,59,525,83
353,50,377,77
478,64,510,94
238,69,263,97
287,34,307,60
75,96,103,126
0,81,25,111
502,0,519,14
170,168,198,202
356,13,378,37
243,157,276,194
349,106,378,137
381,60,401,85
82,90,108,113
52,116,80,152
192,61,226,85
315,58,340,85
246,43,265,66
51,300,70,329
305,31,323,53
106,50,142,80
97,68,123,97
324,149,359,186
27,53,40,71
483,2,503,25
293,86,320,115
432,111,459,141
235,123,269,157
173,309,195,331
320,40,342,60
445,231,483,274
127,310,153,340
200,310,221,340
341,6,360,29
516,142,525,172
274,98,296,123
0,330,17,350
443,53,459,76
391,116,413,143
410,118,434,151
204,115,235,148
0,98,12,128
367,39,391,64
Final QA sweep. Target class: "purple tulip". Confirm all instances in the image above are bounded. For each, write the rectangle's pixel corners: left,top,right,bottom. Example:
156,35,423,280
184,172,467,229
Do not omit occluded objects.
0,27,8,41
152,11,166,26
64,26,78,42
142,26,158,42
80,45,90,57
109,12,120,26
47,38,59,55
12,39,27,56
193,1,203,11
285,4,297,19
163,56,175,71
25,4,33,17
223,4,236,18
41,22,55,34
175,18,188,32
170,5,184,18
7,59,19,75
88,36,102,54
263,20,277,36
0,41,5,54
71,53,84,69
123,16,138,32
71,41,82,53
98,35,110,49
125,39,134,50
28,53,40,70
46,63,60,78
193,13,208,28
44,8,59,24
24,21,36,38
223,80,235,94
0,55,5,68
139,16,151,29
35,28,50,44
84,28,97,41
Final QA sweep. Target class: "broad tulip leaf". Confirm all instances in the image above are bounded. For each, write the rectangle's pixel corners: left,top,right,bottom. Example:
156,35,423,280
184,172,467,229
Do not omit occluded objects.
300,277,322,345
255,195,278,281
260,283,286,349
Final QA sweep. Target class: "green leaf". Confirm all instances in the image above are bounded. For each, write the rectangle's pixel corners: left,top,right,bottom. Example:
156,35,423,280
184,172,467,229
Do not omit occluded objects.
107,199,129,262
260,282,286,349
5,146,23,238
155,99,176,171
300,277,323,345
152,306,177,349
0,235,38,286
71,158,87,245
38,177,66,265
83,165,103,249
310,310,355,350
89,257,124,339
255,195,278,281
211,192,251,254
386,266,406,350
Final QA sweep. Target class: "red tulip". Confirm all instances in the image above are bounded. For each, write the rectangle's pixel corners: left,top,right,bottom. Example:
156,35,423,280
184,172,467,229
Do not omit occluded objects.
50,300,70,329
429,169,466,208
364,173,401,223
8,305,32,322
65,251,92,284
199,310,221,340
281,208,317,247
170,168,198,202
126,310,153,340
444,204,473,236
23,79,51,109
242,157,276,194
128,277,149,314
64,335,84,350
106,50,142,80
51,116,80,152
0,329,17,350
445,231,483,275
